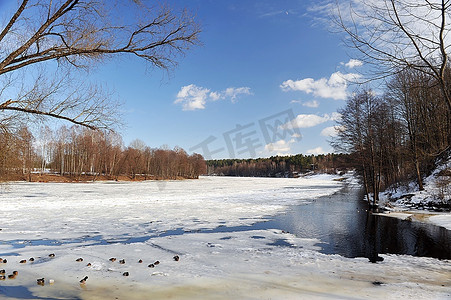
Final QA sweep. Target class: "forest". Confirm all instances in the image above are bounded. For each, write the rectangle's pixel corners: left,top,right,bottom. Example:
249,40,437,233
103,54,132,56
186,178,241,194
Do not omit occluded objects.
329,1,451,207
206,153,353,177
0,125,206,181
334,70,450,206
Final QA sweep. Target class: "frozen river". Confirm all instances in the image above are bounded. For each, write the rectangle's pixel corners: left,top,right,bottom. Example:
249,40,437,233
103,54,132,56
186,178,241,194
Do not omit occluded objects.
0,175,449,299
265,185,451,260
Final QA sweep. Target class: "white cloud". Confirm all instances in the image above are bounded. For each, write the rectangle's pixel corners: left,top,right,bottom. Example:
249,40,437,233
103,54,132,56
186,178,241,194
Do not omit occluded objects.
306,146,327,155
281,112,341,129
265,139,292,153
263,137,301,156
174,84,209,111
344,59,363,68
320,126,343,137
290,99,319,107
224,87,253,103
280,71,360,100
302,100,319,108
175,85,252,111
209,91,222,101
289,114,329,128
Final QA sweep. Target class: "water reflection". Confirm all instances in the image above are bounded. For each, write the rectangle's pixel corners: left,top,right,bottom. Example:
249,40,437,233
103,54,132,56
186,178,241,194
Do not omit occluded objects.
274,185,451,259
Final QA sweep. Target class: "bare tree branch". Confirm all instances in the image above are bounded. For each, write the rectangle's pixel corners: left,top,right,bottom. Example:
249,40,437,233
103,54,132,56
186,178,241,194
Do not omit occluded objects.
0,105,96,129
0,0,29,43
330,0,451,113
0,0,200,129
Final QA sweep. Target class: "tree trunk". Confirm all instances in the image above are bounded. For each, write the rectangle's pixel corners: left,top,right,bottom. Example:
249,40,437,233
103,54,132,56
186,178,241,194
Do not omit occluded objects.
414,158,424,191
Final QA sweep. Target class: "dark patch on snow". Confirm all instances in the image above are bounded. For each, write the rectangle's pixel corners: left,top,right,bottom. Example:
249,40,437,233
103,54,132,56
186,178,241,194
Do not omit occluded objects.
0,285,67,300
267,239,296,248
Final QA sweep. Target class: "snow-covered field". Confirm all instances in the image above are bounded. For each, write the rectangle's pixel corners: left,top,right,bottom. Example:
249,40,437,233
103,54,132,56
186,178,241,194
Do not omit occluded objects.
0,176,449,299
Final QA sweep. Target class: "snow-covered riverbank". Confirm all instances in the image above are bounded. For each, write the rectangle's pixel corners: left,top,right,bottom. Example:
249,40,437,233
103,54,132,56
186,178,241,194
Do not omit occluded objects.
0,175,449,299
379,158,451,230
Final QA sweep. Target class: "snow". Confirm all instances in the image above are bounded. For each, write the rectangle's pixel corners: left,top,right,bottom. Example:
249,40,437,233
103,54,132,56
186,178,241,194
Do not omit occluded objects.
372,212,413,221
381,157,450,206
374,210,451,230
377,157,451,230
0,175,449,299
429,214,451,230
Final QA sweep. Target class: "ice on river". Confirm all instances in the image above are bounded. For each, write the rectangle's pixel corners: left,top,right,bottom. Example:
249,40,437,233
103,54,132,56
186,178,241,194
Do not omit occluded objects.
429,214,451,230
0,175,449,299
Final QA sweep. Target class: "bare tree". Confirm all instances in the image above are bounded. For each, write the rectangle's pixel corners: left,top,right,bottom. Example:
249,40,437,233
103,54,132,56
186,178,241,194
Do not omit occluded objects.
386,69,426,190
333,89,389,206
0,0,200,129
331,0,451,113
16,126,35,180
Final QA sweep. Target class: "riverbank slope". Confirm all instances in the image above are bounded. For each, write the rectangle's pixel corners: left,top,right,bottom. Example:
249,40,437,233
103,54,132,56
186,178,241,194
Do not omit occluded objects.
378,157,451,230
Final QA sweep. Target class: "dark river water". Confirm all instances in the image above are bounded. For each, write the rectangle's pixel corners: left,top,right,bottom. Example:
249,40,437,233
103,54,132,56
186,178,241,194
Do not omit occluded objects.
266,184,451,260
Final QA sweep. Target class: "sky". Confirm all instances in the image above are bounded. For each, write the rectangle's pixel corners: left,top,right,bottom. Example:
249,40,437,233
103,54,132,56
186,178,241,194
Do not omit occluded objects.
3,0,364,160
101,0,362,160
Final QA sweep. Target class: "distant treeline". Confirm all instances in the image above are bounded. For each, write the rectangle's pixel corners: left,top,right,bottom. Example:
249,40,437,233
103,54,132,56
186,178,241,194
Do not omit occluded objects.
206,153,353,177
0,125,206,181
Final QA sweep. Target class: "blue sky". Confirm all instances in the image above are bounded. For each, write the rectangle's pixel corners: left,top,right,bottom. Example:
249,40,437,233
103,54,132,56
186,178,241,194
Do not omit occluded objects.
95,0,363,159
4,0,363,159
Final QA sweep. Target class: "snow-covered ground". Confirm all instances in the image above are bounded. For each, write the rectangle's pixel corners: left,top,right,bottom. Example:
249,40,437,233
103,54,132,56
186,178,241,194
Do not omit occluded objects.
0,175,449,299
379,158,451,230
